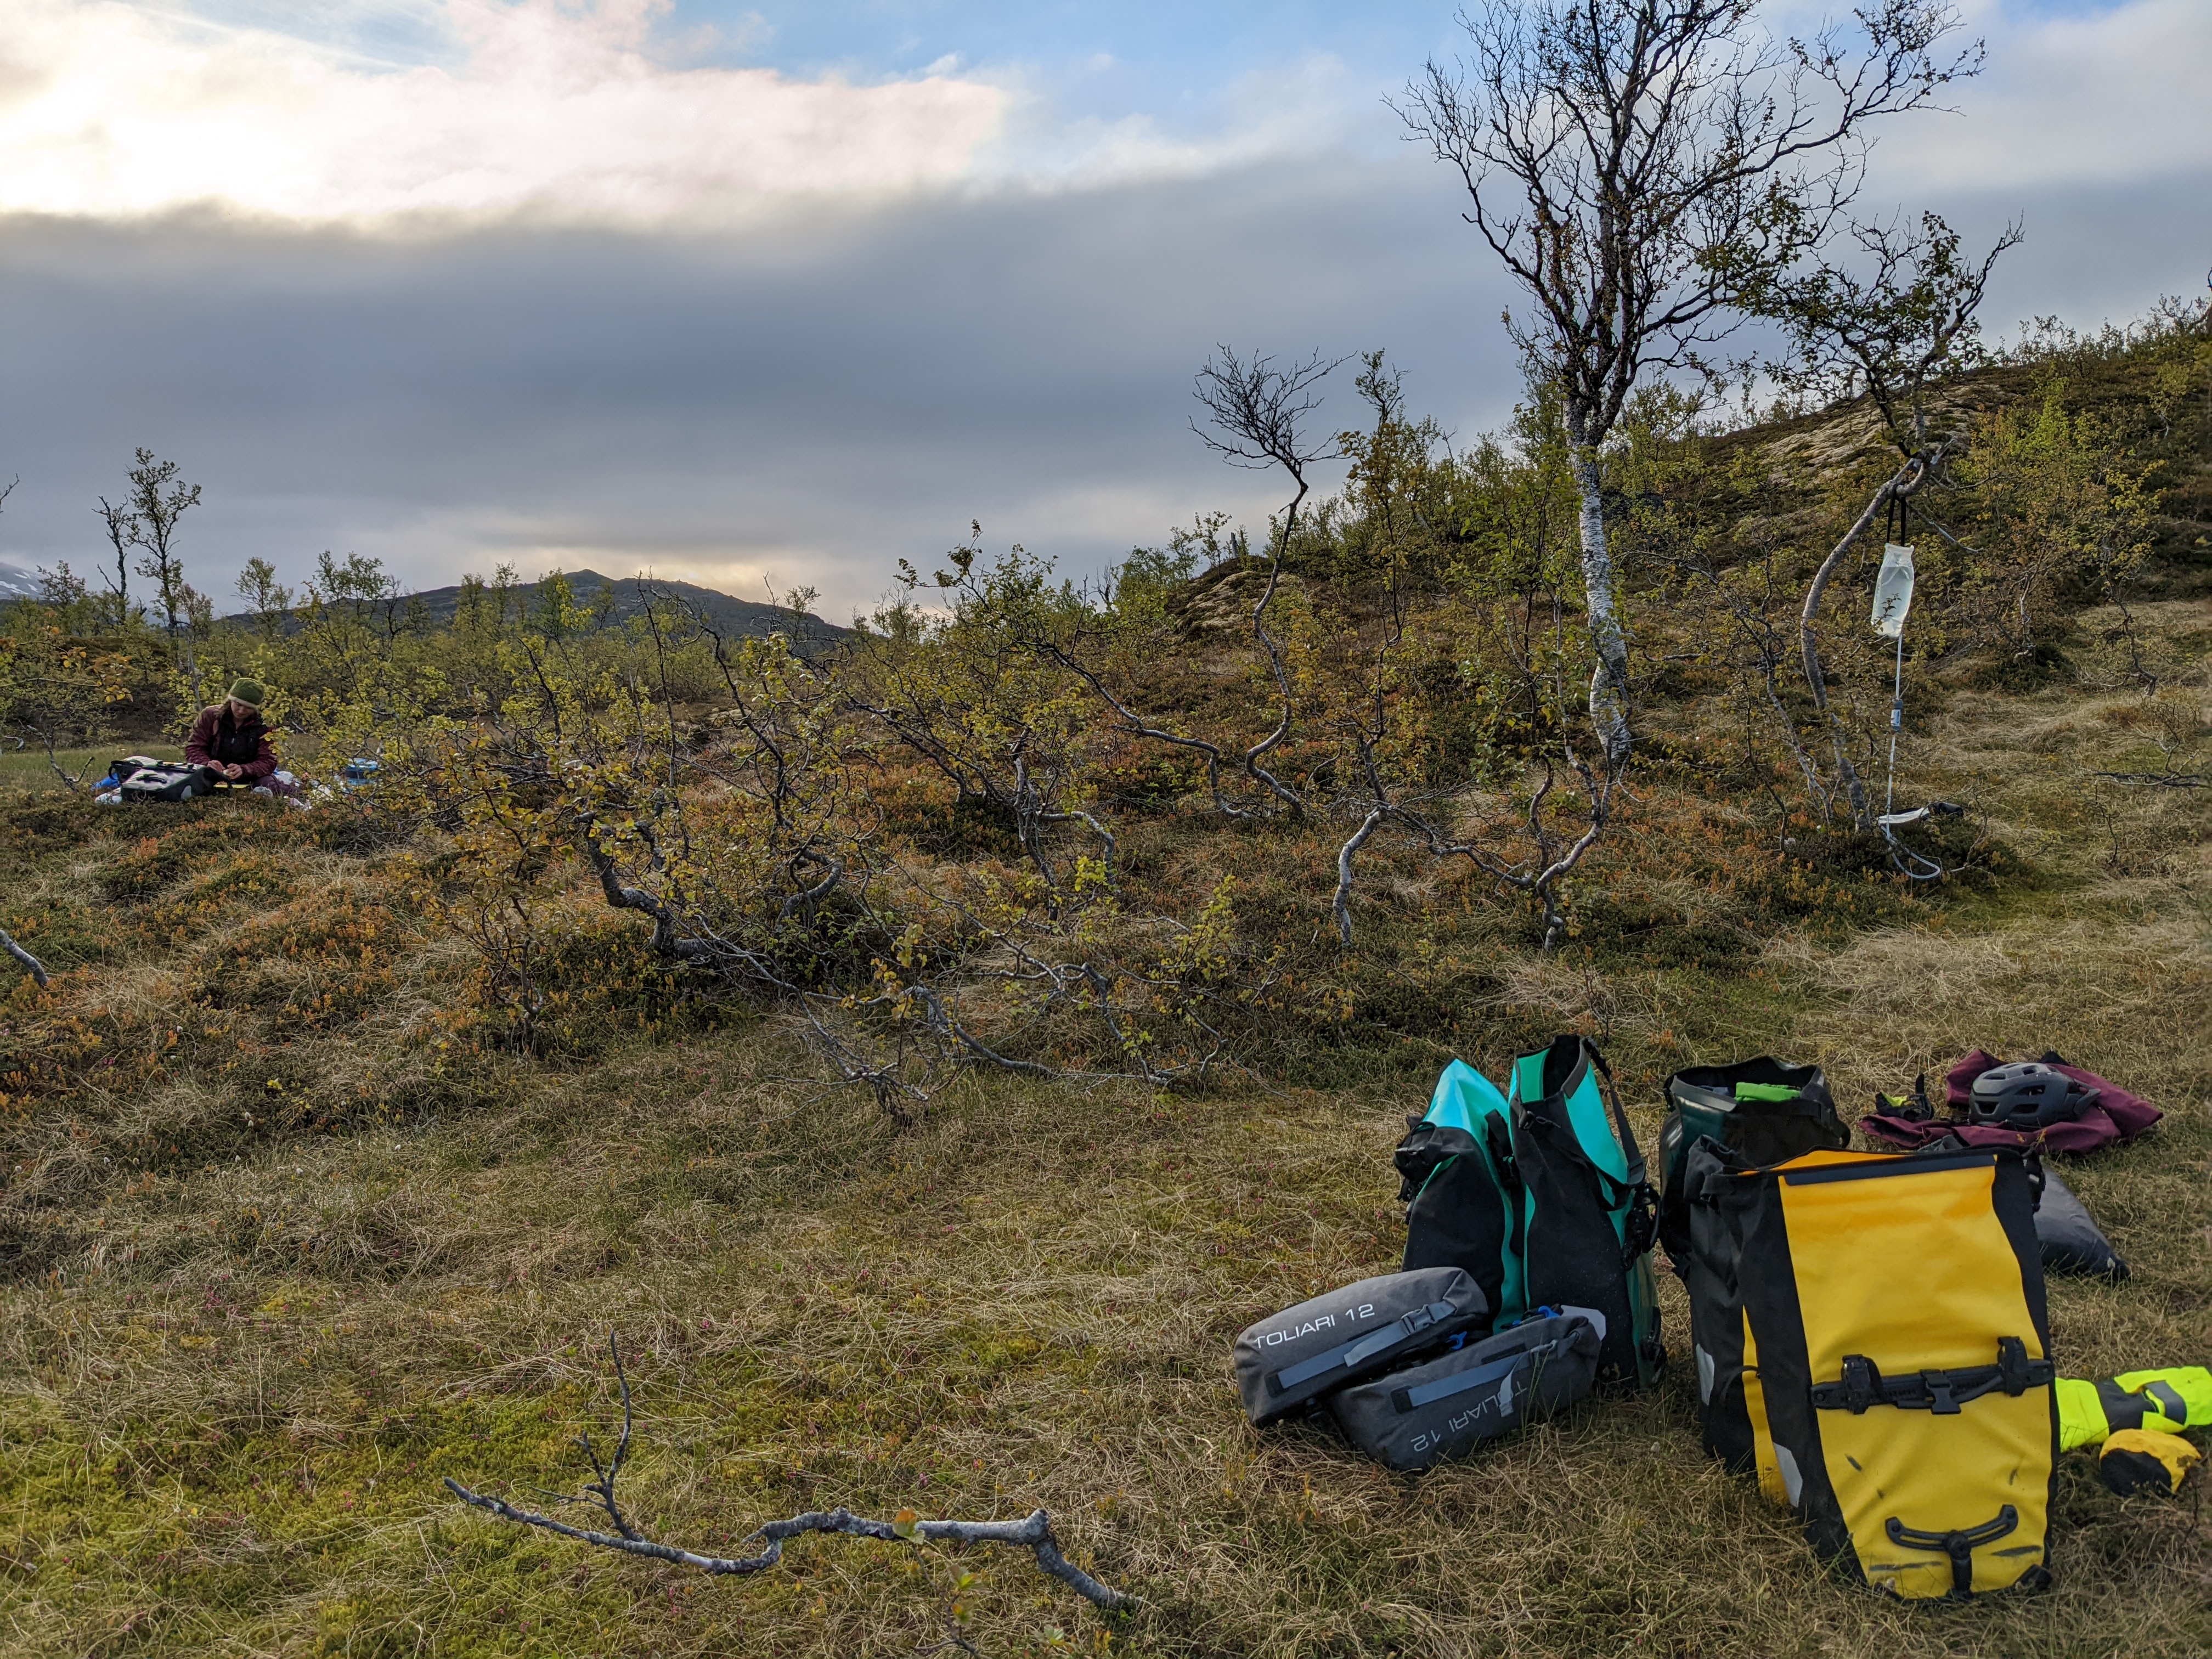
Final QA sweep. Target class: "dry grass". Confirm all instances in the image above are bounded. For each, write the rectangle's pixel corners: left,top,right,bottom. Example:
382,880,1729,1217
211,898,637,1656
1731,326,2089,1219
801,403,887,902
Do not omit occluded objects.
2,617,2209,1657
0,746,180,792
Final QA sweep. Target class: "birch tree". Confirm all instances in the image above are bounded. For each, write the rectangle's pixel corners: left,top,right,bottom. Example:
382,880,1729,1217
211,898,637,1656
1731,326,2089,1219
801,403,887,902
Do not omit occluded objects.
1400,0,1980,768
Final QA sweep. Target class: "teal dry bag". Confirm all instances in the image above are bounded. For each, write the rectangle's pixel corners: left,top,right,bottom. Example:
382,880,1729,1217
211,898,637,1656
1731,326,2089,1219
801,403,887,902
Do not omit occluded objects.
1397,1036,1663,1388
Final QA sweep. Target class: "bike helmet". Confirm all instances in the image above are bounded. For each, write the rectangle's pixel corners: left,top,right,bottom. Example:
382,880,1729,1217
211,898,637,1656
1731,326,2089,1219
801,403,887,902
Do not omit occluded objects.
1967,1062,2099,1130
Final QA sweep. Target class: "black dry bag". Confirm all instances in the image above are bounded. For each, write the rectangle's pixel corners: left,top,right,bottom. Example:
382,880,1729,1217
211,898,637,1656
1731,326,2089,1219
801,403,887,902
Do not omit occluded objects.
1396,1060,1523,1323
1656,1057,1848,1263
1508,1036,1663,1388
1923,1131,2128,1281
119,765,208,803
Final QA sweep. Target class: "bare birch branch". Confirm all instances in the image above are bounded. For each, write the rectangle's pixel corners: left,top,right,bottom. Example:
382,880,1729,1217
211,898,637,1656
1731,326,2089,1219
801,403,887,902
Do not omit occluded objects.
444,1331,1133,1613
0,926,49,988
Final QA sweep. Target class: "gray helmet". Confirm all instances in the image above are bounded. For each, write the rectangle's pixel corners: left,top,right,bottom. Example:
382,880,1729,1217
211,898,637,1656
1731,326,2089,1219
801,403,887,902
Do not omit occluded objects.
1967,1062,2098,1130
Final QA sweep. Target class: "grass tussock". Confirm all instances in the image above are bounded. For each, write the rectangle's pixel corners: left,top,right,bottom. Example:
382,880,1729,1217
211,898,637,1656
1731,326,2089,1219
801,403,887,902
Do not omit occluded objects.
1,610,2209,1657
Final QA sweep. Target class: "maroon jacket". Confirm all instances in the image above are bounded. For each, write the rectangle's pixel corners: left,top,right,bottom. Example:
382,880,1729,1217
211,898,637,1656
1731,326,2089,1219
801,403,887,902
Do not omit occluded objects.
184,704,278,782
1861,1048,2162,1154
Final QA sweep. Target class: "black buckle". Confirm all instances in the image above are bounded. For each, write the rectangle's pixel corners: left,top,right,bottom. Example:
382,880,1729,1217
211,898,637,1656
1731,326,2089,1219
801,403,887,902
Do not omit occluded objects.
1824,1353,1882,1414
1615,1178,1658,1267
1886,1505,2019,1598
1812,1340,2052,1416
1995,1336,2040,1396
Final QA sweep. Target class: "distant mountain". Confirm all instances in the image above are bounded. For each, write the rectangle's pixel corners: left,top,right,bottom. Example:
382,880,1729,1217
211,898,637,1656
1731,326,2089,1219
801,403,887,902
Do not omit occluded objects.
0,562,41,600
227,568,848,647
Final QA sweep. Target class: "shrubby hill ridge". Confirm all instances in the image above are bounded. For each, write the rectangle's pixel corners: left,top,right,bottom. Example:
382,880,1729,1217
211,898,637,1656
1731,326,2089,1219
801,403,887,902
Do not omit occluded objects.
219,567,848,648
1697,332,2212,596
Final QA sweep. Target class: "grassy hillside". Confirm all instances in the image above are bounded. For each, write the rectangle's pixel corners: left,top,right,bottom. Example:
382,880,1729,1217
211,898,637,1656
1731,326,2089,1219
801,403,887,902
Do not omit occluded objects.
2,584,2207,1657
4,320,2211,1656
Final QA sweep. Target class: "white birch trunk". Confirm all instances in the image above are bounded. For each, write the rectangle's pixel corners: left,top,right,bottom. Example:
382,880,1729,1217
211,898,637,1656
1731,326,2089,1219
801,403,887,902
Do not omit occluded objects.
1569,441,1632,769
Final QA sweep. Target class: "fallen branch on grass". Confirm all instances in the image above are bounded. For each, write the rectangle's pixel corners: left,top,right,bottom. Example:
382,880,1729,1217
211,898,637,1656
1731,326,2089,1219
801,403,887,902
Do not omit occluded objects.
443,1330,1133,1613
0,926,48,988
2091,771,2205,789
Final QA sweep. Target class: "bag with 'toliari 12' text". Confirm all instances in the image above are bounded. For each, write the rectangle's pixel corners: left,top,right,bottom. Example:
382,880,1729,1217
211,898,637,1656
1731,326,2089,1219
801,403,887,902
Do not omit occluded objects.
1232,1267,1488,1427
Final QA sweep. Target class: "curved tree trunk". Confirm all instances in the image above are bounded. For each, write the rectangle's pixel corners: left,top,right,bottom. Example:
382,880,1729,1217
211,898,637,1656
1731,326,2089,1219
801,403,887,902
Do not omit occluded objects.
1799,451,1934,830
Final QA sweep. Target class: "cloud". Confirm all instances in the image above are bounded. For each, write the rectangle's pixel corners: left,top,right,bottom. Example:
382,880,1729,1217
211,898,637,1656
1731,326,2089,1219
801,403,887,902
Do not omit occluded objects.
0,1,1391,228
0,152,1519,615
1872,0,2212,192
5,136,2200,624
0,3,2203,625
0,0,1008,223
12,1,2191,235
970,50,1373,191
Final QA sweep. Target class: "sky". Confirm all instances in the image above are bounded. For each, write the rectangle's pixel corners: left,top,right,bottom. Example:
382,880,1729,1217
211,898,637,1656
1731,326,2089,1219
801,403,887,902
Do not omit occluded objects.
1,1,2207,620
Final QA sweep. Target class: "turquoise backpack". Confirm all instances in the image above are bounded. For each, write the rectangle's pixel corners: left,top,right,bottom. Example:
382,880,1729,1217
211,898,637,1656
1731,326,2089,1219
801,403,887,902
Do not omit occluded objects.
1393,1035,1663,1387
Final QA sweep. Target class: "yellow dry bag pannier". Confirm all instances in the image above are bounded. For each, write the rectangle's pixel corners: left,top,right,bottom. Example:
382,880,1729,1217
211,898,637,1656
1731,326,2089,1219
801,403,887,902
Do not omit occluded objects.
1692,1143,2057,1599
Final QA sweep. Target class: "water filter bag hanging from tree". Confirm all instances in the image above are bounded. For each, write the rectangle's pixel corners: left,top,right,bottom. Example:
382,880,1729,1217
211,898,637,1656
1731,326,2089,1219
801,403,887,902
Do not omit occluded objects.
1871,544,1916,638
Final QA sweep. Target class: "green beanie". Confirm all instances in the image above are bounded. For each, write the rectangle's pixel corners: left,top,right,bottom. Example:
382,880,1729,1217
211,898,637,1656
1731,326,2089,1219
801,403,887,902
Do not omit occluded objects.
227,679,268,709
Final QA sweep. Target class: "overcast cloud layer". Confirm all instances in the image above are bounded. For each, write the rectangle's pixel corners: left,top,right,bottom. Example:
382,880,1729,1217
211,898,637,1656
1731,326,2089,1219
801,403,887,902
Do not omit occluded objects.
1,0,2206,617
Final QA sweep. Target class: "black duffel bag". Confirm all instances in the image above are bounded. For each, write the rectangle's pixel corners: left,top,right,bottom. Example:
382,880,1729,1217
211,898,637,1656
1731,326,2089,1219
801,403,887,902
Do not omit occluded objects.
1233,1267,1487,1427
119,764,213,803
1656,1057,1848,1263
1328,1308,1601,1471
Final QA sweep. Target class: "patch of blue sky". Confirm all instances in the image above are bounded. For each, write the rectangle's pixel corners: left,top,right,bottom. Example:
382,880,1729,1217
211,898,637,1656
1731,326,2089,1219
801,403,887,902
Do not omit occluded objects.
137,1,1446,76
117,0,2159,75
136,2,1460,148
664,2,1449,84
132,1,458,69
596,0,2152,81
133,1,2155,167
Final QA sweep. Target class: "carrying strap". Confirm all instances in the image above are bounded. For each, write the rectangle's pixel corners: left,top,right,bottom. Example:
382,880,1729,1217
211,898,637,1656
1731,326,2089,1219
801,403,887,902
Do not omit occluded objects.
1884,1505,2020,1599
1581,1042,1658,1264
1387,1313,1598,1413
1269,1300,1458,1395
1390,1350,1526,1414
1812,1338,2054,1417
1483,1112,1526,1266
1582,1042,1646,1187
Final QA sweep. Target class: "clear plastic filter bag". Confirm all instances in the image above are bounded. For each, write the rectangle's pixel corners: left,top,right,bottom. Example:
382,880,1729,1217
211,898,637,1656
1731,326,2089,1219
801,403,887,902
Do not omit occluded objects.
1871,543,1916,639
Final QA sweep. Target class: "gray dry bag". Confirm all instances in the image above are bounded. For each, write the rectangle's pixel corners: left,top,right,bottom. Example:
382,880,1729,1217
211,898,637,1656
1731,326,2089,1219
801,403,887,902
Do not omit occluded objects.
1233,1267,1487,1427
2035,1165,2128,1279
1328,1309,1602,1471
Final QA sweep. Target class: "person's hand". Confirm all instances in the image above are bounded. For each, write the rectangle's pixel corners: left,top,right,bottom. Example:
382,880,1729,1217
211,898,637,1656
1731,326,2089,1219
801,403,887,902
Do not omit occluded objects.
224,763,244,780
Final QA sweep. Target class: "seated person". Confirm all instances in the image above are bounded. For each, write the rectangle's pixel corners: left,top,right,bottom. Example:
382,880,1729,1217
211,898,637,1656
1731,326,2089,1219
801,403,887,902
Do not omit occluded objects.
184,680,296,797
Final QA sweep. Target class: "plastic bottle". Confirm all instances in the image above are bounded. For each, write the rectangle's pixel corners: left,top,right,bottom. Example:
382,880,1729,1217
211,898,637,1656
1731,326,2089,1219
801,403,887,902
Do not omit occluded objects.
1871,543,1915,638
